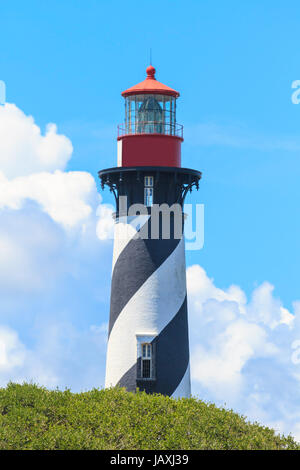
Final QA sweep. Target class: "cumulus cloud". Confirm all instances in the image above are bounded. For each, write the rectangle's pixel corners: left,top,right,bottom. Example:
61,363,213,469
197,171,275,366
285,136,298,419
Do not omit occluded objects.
0,102,112,390
0,102,114,234
0,101,114,298
192,319,277,398
0,169,99,229
187,264,300,440
0,326,26,372
187,265,247,314
96,204,115,240
0,103,73,178
187,266,279,399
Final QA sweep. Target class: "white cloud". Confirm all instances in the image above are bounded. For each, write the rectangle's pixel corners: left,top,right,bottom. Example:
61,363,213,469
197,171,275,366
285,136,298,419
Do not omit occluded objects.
188,266,279,399
0,103,100,231
0,103,73,178
187,264,300,440
0,102,114,234
0,169,99,229
0,101,112,390
192,320,277,399
96,204,115,240
0,326,26,372
187,264,247,315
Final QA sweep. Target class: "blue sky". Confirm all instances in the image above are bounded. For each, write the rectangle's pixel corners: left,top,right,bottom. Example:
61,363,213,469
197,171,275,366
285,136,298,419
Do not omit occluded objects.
1,0,300,439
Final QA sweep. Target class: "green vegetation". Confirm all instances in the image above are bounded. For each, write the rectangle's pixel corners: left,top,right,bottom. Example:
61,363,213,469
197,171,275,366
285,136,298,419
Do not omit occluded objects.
0,382,298,450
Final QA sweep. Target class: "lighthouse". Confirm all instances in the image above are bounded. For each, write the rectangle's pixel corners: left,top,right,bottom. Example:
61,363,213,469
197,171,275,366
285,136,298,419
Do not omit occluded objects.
99,65,201,397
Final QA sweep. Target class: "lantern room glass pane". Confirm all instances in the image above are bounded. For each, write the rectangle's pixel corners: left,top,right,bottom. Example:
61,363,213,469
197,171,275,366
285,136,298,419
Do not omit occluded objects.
124,94,176,136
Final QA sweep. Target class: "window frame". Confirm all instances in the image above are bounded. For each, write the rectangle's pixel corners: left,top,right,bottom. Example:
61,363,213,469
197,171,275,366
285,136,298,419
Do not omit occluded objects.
144,176,154,207
136,334,156,381
144,187,153,207
141,343,152,379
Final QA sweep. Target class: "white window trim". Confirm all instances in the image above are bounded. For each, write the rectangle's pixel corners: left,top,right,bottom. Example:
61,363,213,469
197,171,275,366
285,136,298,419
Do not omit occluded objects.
136,334,156,380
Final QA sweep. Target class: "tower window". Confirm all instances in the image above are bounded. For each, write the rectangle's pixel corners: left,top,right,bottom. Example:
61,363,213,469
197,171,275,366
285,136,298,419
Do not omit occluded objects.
144,188,153,207
144,176,153,187
144,176,154,206
141,343,152,378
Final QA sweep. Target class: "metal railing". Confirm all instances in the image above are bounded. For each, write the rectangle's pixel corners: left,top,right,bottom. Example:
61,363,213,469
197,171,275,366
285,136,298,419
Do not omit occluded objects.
117,121,183,138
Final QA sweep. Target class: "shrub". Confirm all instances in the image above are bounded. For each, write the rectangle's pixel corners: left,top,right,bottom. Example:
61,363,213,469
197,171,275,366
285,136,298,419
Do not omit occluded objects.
0,382,298,450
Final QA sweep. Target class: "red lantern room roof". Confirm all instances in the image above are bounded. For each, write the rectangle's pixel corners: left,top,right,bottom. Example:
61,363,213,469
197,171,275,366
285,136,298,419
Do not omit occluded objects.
121,65,180,98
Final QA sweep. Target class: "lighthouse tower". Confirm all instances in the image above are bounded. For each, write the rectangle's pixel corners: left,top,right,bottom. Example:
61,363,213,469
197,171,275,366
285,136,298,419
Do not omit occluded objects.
99,65,201,397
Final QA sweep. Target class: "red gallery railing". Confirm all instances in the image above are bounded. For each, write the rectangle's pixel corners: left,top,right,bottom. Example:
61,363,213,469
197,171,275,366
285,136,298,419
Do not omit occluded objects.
117,121,183,138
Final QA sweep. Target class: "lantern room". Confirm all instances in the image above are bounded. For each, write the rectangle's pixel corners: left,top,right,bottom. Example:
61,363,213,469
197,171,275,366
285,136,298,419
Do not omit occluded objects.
117,66,183,168
123,94,177,136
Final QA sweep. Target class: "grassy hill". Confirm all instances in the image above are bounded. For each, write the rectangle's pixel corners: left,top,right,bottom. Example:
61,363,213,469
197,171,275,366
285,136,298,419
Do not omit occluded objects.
0,382,298,450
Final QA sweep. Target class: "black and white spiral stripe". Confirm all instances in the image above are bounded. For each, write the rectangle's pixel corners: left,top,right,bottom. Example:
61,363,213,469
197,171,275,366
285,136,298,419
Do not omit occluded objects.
105,215,191,397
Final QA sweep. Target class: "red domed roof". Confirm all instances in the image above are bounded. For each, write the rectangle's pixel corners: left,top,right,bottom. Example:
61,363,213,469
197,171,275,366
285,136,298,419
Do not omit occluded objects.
121,66,179,98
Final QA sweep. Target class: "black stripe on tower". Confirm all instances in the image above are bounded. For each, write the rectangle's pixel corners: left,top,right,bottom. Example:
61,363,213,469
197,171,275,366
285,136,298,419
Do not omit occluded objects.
109,235,180,336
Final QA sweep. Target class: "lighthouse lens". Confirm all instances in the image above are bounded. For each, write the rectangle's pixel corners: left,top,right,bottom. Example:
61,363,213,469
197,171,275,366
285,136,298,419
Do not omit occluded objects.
137,96,163,134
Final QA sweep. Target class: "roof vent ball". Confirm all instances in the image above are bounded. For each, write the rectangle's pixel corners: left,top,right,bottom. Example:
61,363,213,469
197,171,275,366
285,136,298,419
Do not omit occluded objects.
121,65,179,98
146,65,156,80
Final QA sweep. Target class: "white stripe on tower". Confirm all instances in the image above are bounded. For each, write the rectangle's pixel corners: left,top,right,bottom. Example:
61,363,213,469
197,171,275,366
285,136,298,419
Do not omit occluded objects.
105,217,191,398
111,214,150,271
